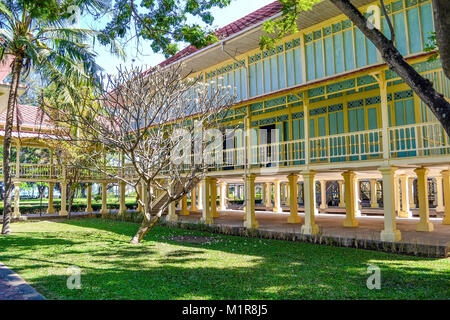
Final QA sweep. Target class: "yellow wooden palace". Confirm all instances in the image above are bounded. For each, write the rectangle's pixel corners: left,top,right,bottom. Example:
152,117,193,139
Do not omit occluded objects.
1,0,449,244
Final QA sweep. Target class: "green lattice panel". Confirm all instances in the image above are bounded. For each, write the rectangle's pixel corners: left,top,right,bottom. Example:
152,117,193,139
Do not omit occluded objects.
328,103,343,112
265,96,286,108
250,102,263,111
326,78,355,94
293,38,301,47
292,112,304,119
357,75,377,86
406,0,418,7
310,106,327,116
277,115,289,122
348,99,364,109
308,86,325,98
392,0,404,12
365,96,381,105
394,90,414,100
304,33,313,43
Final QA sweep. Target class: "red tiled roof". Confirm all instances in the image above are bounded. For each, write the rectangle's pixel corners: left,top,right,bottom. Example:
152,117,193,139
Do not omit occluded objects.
0,104,52,129
158,1,282,68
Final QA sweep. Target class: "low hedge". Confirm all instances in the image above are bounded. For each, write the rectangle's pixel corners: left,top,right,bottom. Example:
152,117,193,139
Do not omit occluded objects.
13,202,138,215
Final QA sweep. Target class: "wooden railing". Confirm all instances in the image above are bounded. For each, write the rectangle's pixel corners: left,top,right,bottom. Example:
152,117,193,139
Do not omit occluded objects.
1,122,449,180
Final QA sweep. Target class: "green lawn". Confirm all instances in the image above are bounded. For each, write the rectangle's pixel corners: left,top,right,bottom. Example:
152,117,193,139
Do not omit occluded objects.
0,219,449,300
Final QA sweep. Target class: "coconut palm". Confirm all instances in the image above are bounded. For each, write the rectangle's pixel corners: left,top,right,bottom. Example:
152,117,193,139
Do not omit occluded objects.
0,0,122,234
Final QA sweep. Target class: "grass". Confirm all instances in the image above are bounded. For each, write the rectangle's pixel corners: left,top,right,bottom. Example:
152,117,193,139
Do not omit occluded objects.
0,218,449,300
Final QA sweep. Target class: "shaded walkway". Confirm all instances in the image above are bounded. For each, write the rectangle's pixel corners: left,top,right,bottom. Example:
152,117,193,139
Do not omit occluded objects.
0,262,45,300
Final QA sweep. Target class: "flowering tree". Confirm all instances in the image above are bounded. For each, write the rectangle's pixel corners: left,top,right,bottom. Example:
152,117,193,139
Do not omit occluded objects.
42,64,235,243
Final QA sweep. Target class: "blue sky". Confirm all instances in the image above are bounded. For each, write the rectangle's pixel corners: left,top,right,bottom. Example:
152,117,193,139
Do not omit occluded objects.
81,0,274,75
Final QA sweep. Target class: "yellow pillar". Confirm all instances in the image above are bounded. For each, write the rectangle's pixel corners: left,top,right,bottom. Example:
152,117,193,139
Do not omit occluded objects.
287,174,301,224
435,176,444,212
100,182,108,217
201,177,212,224
243,174,258,229
408,177,416,209
394,176,401,216
190,186,197,211
264,182,272,208
319,180,327,210
379,166,402,242
59,181,68,216
370,179,379,208
118,181,126,216
342,171,358,227
441,170,450,225
273,180,282,213
219,181,228,211
338,180,344,207
180,194,189,216
398,175,412,218
47,182,55,214
210,178,218,218
85,183,93,213
12,182,20,218
197,182,204,210
414,167,434,232
301,170,319,235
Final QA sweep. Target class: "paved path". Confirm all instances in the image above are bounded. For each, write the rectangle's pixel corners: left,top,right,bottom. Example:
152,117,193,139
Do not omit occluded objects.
0,263,45,300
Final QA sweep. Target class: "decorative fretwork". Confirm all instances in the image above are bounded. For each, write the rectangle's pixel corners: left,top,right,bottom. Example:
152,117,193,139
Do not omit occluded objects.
406,0,418,7
357,75,377,87
342,19,352,30
285,41,293,50
326,78,355,94
323,26,332,36
394,90,414,100
332,22,342,33
265,96,286,108
277,45,284,53
304,33,313,43
292,111,304,119
293,38,301,47
310,106,327,116
250,102,263,111
277,115,289,122
328,103,343,112
308,86,325,98
348,99,364,109
287,94,300,103
259,117,277,126
392,0,404,12
365,96,381,106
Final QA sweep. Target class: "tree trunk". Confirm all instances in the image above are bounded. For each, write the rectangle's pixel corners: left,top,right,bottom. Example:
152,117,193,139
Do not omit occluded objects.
330,0,450,136
130,214,161,244
2,53,24,235
432,0,450,80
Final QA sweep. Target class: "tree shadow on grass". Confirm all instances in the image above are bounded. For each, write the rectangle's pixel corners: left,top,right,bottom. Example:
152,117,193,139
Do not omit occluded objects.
2,218,448,300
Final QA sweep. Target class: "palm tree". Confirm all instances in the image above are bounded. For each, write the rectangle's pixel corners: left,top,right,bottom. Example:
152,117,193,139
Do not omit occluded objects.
0,0,122,234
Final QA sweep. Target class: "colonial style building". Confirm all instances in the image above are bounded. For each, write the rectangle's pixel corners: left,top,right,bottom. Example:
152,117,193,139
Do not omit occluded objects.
158,0,450,242
2,0,449,246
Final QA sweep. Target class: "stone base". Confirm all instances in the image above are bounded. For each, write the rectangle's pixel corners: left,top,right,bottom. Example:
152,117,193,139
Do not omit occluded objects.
380,229,402,242
416,221,434,232
243,219,259,229
301,224,319,235
287,215,301,224
179,210,190,216
201,217,213,225
343,217,358,228
59,210,68,216
274,207,283,213
47,207,55,214
398,210,412,218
